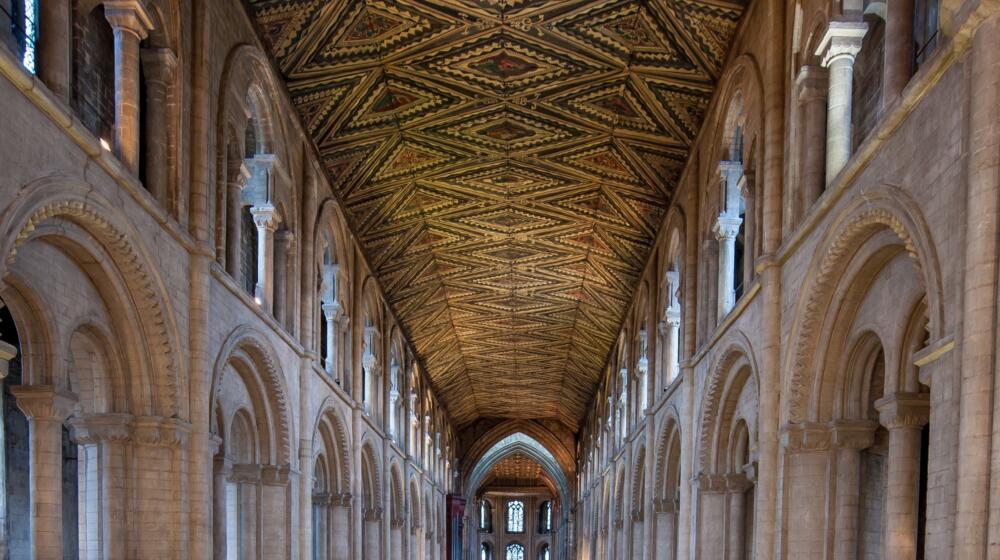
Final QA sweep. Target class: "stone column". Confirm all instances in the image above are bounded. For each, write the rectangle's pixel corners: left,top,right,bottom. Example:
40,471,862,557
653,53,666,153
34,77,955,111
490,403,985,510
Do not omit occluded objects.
796,65,828,213
725,474,752,560
365,507,383,559
660,307,680,387
103,0,154,174
0,341,15,560
714,215,742,320
67,413,133,560
877,393,930,560
10,385,77,560
274,229,294,325
251,204,278,311
323,302,341,375
230,464,263,560
213,452,231,560
816,21,867,184
37,0,72,102
332,493,352,560
139,47,177,205
883,0,916,104
224,163,251,278
831,420,878,560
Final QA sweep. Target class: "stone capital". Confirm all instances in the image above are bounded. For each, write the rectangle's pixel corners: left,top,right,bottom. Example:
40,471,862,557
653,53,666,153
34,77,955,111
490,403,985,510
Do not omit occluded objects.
780,422,832,452
132,416,191,448
230,463,263,484
694,472,728,493
139,47,178,85
796,65,829,101
334,492,353,508
714,215,743,241
364,506,384,522
312,492,332,507
816,21,868,67
10,385,78,421
251,204,279,231
876,392,930,430
0,340,16,379
67,413,133,445
725,472,753,492
652,497,676,514
830,419,879,450
104,0,154,39
261,464,292,485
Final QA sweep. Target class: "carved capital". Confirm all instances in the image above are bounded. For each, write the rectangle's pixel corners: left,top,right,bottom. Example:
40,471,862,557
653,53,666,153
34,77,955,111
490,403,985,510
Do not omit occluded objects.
132,416,190,448
0,340,17,379
796,65,829,101
695,473,728,493
261,464,292,485
67,413,133,445
780,422,832,452
652,497,676,514
10,385,77,421
876,392,930,430
725,472,753,493
139,47,178,86
103,0,154,39
629,507,643,522
251,204,279,232
713,215,743,241
364,506,384,522
391,516,406,529
830,419,879,450
229,463,263,484
816,21,868,67
334,492,353,508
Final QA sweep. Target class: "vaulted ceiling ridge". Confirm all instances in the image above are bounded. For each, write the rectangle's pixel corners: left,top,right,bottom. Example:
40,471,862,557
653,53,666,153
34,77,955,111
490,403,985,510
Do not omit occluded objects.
249,0,747,429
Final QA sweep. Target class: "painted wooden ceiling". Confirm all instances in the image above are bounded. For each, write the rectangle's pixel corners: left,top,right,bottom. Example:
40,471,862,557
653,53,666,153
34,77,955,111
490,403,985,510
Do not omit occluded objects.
248,0,745,428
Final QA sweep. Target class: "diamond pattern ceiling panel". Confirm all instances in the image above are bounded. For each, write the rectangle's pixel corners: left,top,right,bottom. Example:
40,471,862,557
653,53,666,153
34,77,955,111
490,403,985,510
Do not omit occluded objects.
249,0,746,428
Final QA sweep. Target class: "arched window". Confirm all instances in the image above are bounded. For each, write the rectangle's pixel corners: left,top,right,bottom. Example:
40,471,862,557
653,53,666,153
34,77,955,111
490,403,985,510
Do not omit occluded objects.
72,3,115,141
481,542,492,560
538,544,550,560
505,543,525,560
506,500,524,533
537,501,552,534
1,0,37,72
480,500,493,532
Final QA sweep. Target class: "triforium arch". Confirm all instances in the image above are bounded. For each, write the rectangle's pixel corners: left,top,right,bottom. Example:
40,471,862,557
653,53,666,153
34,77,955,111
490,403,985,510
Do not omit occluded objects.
311,401,353,560
0,178,182,417
653,410,683,554
784,185,945,424
210,326,293,465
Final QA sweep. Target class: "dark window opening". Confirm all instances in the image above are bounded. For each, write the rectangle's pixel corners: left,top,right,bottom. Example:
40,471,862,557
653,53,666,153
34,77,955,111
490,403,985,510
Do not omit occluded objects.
241,207,257,296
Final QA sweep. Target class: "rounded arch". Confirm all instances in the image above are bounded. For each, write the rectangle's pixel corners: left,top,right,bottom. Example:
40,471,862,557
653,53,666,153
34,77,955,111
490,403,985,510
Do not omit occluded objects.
784,186,945,423
210,326,293,464
630,445,646,520
409,477,422,530
697,332,760,474
0,178,182,416
361,440,383,516
389,462,405,526
66,322,125,414
654,406,683,504
707,54,766,174
312,398,352,494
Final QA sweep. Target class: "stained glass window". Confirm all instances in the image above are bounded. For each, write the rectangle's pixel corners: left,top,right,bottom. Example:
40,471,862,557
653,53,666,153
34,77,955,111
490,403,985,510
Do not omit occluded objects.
506,500,524,533
2,1,37,73
505,543,524,560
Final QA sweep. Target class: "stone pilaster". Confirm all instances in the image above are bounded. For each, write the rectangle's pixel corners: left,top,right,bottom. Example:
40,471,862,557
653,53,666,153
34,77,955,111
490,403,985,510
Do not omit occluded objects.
103,0,154,174
830,420,878,560
10,385,77,560
816,21,867,183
